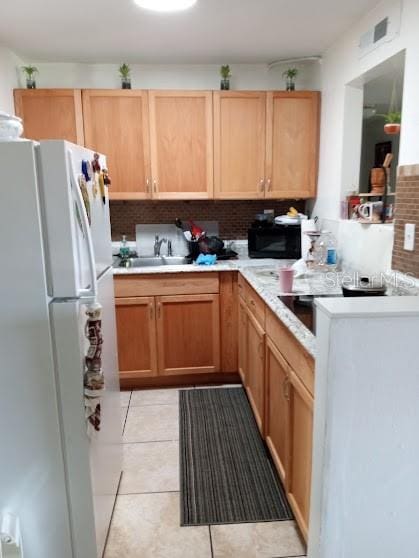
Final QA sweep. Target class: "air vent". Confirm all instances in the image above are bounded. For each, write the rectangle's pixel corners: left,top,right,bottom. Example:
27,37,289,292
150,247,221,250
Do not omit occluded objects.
359,14,395,58
374,18,388,43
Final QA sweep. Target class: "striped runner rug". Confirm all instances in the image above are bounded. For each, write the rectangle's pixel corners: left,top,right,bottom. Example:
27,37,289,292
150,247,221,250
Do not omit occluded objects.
179,387,293,526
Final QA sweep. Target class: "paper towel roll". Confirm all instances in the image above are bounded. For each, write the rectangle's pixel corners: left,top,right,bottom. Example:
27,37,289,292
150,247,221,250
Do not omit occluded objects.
301,219,317,261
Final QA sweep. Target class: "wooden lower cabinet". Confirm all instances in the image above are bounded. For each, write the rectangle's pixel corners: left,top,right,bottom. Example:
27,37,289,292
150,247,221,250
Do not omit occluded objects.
115,297,158,380
238,297,248,384
265,335,314,542
287,367,313,540
156,294,220,375
265,337,290,484
246,309,265,433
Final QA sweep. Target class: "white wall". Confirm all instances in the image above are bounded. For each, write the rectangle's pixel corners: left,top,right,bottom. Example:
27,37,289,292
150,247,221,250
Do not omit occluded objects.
314,0,419,222
15,60,321,91
0,47,22,113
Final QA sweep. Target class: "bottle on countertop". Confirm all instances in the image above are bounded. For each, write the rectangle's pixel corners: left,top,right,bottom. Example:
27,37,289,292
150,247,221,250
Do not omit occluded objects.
314,230,338,270
119,235,130,259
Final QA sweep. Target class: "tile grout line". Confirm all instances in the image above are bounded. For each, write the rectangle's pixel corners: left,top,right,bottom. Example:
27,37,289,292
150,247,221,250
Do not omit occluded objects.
118,490,180,497
208,525,214,558
121,438,179,445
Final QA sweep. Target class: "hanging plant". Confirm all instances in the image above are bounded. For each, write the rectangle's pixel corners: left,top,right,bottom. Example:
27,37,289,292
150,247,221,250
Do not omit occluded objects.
21,65,38,89
220,65,231,90
119,63,131,89
282,67,298,91
382,111,401,135
380,79,402,135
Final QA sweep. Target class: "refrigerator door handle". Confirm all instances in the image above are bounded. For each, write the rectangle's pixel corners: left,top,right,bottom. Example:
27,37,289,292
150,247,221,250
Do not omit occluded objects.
68,151,97,302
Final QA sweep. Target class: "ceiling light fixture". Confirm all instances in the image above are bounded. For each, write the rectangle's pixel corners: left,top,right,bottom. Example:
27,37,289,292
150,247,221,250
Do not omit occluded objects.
134,0,197,12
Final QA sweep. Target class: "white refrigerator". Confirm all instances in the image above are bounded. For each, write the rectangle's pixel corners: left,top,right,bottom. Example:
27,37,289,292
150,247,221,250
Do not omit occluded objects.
0,139,122,558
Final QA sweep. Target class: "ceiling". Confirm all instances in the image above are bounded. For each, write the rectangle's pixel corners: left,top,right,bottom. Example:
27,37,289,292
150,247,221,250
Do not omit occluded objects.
0,0,380,64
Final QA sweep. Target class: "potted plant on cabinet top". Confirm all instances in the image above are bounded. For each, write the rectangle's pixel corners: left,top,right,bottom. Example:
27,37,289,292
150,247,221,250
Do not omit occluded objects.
220,65,231,90
382,111,401,135
119,63,131,89
21,65,38,89
282,67,298,91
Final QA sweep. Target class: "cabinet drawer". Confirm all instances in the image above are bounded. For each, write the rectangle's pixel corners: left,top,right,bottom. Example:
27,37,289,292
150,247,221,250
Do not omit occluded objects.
114,272,219,298
244,281,265,327
266,308,314,396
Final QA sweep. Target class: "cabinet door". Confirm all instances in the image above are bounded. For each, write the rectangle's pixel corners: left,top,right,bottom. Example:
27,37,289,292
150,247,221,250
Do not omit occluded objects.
83,90,151,200
156,294,220,375
115,297,157,380
238,297,248,384
265,337,290,484
246,309,265,433
287,366,314,541
149,91,213,199
214,92,266,199
14,89,84,143
266,91,320,199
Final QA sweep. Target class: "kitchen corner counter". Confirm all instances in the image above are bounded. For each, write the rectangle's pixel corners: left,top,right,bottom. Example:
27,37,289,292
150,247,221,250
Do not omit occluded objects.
113,257,318,358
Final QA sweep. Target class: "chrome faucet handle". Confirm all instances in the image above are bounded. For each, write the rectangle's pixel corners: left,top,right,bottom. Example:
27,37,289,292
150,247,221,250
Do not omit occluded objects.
167,239,173,256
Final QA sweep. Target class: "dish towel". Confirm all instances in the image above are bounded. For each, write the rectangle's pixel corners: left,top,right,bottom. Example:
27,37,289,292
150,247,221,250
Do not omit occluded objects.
195,253,217,265
84,303,105,435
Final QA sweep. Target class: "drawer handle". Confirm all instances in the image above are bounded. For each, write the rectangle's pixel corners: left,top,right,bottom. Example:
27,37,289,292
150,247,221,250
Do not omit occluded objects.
149,303,154,320
283,377,290,401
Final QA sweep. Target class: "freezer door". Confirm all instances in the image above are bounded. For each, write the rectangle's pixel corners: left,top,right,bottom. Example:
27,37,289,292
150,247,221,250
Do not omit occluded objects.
50,268,122,558
37,140,112,299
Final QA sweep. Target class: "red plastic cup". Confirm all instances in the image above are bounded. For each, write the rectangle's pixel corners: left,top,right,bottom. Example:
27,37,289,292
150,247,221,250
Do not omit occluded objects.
279,267,294,293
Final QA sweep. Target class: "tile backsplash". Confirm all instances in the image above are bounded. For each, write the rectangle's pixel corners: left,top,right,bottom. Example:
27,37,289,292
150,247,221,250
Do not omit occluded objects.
392,165,419,278
110,199,306,241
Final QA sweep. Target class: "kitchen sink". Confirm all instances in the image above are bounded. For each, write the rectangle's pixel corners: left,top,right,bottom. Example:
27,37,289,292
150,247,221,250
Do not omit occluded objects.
114,256,192,268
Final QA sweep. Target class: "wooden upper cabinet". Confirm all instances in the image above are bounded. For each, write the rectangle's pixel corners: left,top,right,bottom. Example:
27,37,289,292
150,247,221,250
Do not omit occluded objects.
14,89,84,143
148,90,213,199
82,90,151,200
214,91,266,199
266,91,320,199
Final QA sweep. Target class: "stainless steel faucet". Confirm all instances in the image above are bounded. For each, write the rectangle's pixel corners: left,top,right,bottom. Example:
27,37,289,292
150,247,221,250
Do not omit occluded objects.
154,235,167,257
167,239,173,257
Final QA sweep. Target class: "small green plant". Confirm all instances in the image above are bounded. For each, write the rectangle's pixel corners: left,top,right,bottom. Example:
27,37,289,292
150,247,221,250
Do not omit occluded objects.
382,111,401,124
220,65,231,79
282,67,298,80
21,65,38,79
118,63,131,79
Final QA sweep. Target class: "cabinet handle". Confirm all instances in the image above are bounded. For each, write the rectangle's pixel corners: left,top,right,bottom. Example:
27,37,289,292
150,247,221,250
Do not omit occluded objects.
153,180,158,193
250,299,256,307
149,303,154,320
283,377,290,401
157,303,161,318
146,178,151,193
258,341,264,360
266,178,272,191
259,179,265,192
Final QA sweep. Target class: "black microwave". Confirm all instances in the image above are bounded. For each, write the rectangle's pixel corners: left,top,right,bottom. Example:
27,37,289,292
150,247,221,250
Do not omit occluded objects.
248,224,301,259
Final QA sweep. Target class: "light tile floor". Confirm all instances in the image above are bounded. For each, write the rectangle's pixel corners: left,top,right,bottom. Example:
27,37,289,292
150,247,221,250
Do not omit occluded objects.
105,387,307,558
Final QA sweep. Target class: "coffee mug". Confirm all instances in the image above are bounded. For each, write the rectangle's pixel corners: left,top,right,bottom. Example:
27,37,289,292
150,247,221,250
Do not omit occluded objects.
358,201,383,222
